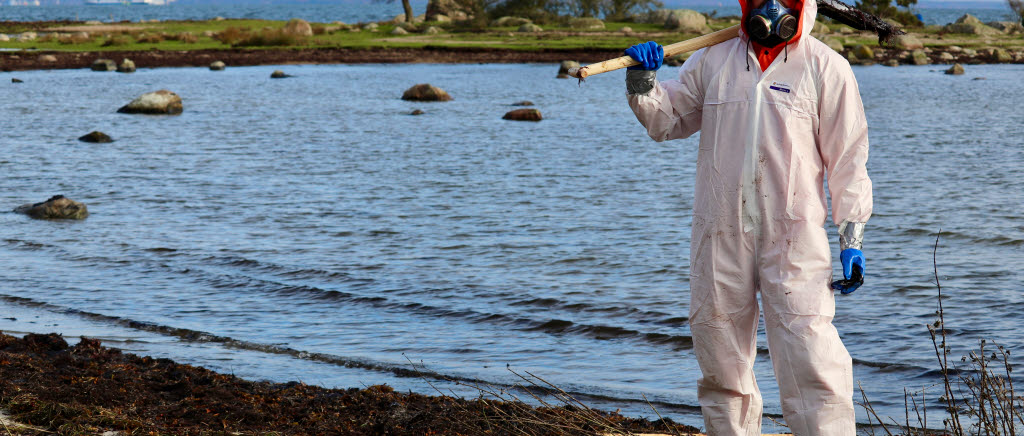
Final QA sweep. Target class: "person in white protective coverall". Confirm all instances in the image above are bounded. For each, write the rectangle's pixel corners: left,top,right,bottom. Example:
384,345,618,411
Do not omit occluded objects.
623,0,872,432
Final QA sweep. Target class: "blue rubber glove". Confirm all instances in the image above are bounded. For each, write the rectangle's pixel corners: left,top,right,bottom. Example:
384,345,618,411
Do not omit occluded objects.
831,248,865,295
624,41,664,71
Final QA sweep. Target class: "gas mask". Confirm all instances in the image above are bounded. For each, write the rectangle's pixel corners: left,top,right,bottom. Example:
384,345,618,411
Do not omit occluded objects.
746,0,798,47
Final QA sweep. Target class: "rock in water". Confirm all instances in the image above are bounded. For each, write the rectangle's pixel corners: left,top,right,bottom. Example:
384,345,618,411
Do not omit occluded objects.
79,131,113,143
91,58,116,71
503,108,542,122
14,195,89,220
557,60,579,76
270,70,291,78
945,63,965,75
512,101,534,106
401,84,452,101
117,58,136,73
117,90,183,115
12,78,23,83
410,109,425,115
210,61,226,71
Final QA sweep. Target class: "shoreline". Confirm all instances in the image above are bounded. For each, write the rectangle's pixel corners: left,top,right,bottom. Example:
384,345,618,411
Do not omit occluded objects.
1,42,1020,73
0,47,629,72
0,331,700,435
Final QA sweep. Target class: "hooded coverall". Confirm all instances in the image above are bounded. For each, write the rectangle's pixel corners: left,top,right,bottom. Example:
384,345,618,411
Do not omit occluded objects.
625,0,872,434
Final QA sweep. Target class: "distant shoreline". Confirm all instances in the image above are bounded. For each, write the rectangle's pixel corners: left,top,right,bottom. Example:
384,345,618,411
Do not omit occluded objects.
0,46,627,72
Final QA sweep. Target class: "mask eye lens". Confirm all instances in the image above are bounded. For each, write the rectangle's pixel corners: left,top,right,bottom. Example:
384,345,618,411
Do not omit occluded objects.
748,15,772,40
777,15,798,39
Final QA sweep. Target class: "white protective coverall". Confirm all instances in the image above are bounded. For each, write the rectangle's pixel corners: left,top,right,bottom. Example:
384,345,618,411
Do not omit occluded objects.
626,0,872,434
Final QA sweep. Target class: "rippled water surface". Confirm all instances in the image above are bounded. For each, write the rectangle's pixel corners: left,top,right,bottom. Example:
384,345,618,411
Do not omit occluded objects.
1,62,1022,431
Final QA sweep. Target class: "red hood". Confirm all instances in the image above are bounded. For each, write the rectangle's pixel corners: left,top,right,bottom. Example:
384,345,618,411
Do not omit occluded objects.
741,0,807,70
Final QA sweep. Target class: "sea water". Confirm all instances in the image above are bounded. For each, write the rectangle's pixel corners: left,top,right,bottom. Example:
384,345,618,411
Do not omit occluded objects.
0,62,1022,432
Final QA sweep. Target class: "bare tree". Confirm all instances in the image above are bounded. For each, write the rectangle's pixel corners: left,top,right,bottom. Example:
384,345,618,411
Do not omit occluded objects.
377,0,416,23
1009,0,1024,24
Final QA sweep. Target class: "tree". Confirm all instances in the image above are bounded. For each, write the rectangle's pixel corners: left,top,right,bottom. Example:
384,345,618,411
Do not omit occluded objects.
1009,0,1024,25
377,0,416,23
600,0,663,21
855,0,922,26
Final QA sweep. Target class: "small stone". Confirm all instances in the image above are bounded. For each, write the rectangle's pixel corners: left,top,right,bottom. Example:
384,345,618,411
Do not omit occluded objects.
410,109,425,115
117,58,136,73
884,59,900,67
391,26,409,35
910,50,930,65
270,70,290,78
945,63,965,75
39,54,58,62
503,108,542,122
511,101,534,106
12,78,23,83
78,131,113,143
852,44,874,60
210,61,226,71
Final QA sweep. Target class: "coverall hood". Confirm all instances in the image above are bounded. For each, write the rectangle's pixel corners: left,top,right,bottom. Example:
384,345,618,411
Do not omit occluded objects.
740,0,815,70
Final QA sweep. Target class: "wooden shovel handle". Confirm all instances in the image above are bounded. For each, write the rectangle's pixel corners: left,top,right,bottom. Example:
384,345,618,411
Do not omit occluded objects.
568,24,741,79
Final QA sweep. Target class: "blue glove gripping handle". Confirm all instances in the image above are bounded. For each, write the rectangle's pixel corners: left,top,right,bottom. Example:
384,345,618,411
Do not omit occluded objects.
625,41,663,71
832,248,865,294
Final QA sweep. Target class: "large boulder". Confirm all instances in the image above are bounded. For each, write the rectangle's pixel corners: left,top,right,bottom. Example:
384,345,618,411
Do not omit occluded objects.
944,14,1001,35
401,84,452,101
78,131,113,143
283,18,313,37
427,0,473,21
890,34,923,50
491,16,532,27
568,17,605,30
117,90,183,115
663,9,710,33
91,58,116,71
989,48,1012,62
503,108,542,121
823,36,844,53
14,195,89,220
518,23,543,33
987,21,1024,34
